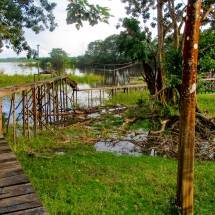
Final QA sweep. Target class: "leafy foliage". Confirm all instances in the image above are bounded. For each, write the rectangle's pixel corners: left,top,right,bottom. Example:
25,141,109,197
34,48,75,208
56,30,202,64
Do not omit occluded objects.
0,0,57,57
198,29,215,73
66,0,112,30
78,34,129,66
117,18,155,64
49,48,68,71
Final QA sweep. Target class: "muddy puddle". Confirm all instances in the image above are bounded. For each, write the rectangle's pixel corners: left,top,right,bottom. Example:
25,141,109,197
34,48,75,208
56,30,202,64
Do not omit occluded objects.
95,140,142,156
95,130,149,156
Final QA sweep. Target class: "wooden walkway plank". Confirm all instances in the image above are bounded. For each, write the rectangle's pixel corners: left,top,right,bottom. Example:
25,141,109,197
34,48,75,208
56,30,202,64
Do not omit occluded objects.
0,183,34,199
5,207,47,215
0,193,42,214
0,138,47,214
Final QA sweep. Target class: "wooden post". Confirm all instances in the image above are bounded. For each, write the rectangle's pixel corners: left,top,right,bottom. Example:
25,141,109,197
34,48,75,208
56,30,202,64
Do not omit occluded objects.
26,91,31,139
91,90,93,107
12,94,17,145
22,91,26,136
76,90,78,107
176,1,201,214
88,91,90,108
32,87,38,135
56,81,59,121
65,81,68,110
0,97,2,137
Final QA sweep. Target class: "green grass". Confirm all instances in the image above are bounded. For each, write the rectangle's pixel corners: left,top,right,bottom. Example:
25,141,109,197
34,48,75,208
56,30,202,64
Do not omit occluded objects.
0,73,102,89
197,93,215,117
106,90,150,106
67,73,102,84
6,117,214,215
2,81,215,214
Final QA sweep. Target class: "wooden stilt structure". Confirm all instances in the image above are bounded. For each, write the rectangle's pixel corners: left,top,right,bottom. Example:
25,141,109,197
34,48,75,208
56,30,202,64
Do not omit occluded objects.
0,76,77,139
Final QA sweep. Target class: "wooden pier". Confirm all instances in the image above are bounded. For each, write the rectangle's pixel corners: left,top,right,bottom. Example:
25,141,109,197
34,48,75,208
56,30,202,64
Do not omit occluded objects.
0,76,77,143
0,137,47,214
74,83,147,107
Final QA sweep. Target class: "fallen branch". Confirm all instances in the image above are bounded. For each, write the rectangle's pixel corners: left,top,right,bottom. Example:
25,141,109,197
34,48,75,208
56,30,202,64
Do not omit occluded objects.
151,119,170,134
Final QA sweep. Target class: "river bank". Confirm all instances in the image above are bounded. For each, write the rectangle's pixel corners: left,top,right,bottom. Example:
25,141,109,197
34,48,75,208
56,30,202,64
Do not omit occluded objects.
5,90,215,214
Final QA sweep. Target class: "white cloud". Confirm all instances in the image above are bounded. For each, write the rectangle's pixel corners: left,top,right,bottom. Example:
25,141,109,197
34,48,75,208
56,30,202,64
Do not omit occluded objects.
0,0,127,58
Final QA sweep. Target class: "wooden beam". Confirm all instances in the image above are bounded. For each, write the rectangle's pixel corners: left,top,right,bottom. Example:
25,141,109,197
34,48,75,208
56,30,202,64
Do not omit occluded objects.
0,98,2,137
0,76,68,98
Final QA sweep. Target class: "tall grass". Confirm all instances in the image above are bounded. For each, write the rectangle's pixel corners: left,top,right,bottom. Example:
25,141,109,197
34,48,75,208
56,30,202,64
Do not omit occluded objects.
197,93,215,117
67,73,102,84
0,73,102,89
106,90,150,106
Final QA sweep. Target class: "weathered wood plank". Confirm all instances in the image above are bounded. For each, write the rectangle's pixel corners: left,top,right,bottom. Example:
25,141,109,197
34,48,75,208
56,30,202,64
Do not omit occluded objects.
0,183,35,199
0,174,29,188
0,193,43,214
0,144,11,153
0,76,67,97
5,207,48,215
0,165,24,179
0,152,17,164
0,160,21,171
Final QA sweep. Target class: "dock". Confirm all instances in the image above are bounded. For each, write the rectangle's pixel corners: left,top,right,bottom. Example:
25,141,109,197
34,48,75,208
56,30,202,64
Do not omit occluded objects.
0,137,47,214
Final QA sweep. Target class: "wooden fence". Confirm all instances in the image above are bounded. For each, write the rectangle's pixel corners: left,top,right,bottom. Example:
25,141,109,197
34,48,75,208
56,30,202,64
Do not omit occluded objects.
0,76,77,143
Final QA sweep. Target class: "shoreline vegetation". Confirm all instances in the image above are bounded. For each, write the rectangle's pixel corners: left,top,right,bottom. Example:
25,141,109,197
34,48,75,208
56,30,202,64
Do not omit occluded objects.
4,90,215,214
0,73,102,88
1,61,214,214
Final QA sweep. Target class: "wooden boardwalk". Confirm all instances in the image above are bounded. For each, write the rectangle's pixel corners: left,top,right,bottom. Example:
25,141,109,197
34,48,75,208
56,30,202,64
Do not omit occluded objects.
0,137,47,214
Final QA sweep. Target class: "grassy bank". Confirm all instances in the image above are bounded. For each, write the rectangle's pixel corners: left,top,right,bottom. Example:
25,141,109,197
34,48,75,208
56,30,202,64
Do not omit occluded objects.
9,127,215,215
4,87,215,214
0,73,102,88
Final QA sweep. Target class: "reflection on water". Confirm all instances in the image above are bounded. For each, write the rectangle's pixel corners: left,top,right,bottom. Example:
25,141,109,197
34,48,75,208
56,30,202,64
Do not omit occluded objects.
0,62,145,110
0,62,144,87
0,62,38,75
95,140,142,156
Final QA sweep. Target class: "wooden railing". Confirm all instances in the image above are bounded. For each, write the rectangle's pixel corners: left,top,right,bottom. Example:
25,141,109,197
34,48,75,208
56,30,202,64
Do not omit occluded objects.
74,84,147,107
0,76,77,143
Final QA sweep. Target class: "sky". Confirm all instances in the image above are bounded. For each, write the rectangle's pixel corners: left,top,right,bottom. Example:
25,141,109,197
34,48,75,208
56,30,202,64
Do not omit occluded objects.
0,0,129,58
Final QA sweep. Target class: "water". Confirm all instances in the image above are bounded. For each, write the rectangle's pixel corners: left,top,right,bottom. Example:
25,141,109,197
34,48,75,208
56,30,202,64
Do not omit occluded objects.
95,140,142,156
0,62,38,75
0,62,144,121
0,62,144,87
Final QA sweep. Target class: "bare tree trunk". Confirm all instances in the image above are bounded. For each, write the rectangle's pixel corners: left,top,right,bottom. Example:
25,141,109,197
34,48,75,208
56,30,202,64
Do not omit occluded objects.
157,0,166,92
141,63,157,95
176,0,201,214
168,0,180,48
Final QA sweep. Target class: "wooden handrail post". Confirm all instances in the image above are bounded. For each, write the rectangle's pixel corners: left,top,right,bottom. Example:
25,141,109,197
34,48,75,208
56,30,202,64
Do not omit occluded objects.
0,97,2,137
32,87,38,135
12,93,17,145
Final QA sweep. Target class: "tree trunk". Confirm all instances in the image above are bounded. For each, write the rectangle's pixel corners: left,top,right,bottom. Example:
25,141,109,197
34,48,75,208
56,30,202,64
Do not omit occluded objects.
157,0,166,91
176,0,201,214
142,63,157,95
168,0,180,49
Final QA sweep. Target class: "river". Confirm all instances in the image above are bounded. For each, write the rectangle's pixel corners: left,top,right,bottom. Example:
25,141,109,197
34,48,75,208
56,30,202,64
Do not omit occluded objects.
0,62,144,87
0,61,145,112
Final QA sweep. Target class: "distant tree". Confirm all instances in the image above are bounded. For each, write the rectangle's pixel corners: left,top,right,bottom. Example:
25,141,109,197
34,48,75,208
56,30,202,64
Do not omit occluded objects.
79,34,129,66
117,18,158,95
49,48,68,71
0,0,57,57
198,29,215,74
